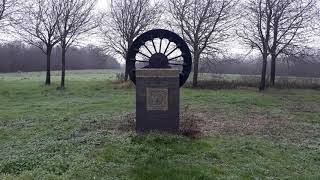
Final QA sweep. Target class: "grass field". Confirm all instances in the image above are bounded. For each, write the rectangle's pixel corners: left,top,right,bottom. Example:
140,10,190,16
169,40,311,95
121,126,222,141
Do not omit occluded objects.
188,73,320,89
0,70,319,179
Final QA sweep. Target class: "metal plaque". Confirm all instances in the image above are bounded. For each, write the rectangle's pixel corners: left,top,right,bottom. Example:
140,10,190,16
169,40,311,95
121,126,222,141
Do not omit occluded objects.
146,88,168,111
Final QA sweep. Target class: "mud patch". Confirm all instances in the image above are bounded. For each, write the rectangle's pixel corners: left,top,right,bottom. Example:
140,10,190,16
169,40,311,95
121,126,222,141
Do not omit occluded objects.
288,102,320,113
78,111,319,146
199,110,320,146
115,112,206,138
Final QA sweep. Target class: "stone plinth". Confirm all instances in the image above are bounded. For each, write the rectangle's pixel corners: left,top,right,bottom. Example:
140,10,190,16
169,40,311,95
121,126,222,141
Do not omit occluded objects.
136,69,180,132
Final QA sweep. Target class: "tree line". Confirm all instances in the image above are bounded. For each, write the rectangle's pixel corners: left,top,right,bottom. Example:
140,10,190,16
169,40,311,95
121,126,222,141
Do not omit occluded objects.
0,42,120,73
1,0,320,90
200,56,320,78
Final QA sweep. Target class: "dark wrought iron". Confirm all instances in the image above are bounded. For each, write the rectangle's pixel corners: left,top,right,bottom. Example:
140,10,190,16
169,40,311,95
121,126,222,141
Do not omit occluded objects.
126,29,192,87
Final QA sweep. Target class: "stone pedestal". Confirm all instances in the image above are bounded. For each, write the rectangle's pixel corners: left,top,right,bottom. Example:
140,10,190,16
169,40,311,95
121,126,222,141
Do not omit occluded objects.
136,69,180,132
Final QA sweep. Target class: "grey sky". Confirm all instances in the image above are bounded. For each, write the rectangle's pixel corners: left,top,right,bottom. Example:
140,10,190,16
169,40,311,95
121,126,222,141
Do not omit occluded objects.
1,0,319,60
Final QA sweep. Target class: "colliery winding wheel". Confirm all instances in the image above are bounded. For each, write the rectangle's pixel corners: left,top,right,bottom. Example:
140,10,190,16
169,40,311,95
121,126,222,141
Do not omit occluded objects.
126,29,192,87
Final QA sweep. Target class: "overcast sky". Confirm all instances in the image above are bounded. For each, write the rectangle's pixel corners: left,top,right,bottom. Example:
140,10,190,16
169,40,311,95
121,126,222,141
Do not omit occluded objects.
95,0,249,56
70,0,320,58
0,0,319,61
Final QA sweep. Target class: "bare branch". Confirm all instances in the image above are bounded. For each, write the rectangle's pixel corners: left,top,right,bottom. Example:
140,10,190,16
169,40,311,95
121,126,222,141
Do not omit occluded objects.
100,0,162,60
57,0,99,50
14,0,62,54
0,0,20,30
167,0,238,87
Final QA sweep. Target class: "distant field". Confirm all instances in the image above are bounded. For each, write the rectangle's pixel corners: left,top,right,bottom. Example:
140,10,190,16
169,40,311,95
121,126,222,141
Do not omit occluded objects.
0,70,319,179
0,69,119,82
194,73,320,89
198,73,320,83
2,69,319,86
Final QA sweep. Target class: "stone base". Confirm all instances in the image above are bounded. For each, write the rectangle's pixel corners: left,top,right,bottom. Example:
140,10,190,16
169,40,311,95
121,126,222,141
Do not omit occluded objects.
136,69,180,132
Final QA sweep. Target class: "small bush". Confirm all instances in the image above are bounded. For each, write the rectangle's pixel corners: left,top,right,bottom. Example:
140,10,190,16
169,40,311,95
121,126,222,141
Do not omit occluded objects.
111,73,135,89
115,73,126,82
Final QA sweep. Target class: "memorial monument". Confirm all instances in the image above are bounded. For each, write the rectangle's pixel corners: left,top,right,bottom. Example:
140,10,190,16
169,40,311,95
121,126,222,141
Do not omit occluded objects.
126,29,192,132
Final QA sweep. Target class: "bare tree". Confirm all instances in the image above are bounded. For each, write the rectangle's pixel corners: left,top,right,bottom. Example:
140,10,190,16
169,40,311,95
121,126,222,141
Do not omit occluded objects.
238,0,315,90
101,0,162,81
56,0,98,89
167,0,238,87
268,0,315,86
16,0,62,85
238,0,276,90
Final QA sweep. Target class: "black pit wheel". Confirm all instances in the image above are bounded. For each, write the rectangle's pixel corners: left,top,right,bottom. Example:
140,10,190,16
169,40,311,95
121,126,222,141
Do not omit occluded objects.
126,29,192,87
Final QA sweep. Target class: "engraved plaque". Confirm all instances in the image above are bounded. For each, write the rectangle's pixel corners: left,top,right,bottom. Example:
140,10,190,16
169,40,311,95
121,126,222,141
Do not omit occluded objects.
146,88,168,111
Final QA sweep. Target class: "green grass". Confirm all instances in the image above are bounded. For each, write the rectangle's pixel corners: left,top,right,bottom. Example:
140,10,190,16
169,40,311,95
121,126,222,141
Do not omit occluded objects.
0,70,319,179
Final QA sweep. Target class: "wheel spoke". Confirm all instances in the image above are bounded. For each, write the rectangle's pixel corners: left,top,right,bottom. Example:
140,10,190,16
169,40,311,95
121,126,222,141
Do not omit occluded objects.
134,59,149,63
159,38,163,53
152,39,157,53
138,51,151,59
169,55,183,61
166,46,179,57
143,44,153,56
163,41,171,54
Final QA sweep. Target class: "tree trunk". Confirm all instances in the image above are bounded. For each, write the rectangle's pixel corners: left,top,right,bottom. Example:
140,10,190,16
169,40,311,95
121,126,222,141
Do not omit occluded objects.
192,53,200,87
124,41,133,81
124,64,129,81
270,54,276,86
45,47,52,85
259,54,268,91
60,46,66,89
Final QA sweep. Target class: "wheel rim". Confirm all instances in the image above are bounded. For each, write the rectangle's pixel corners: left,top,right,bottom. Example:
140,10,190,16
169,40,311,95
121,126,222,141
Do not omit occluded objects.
126,29,192,87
